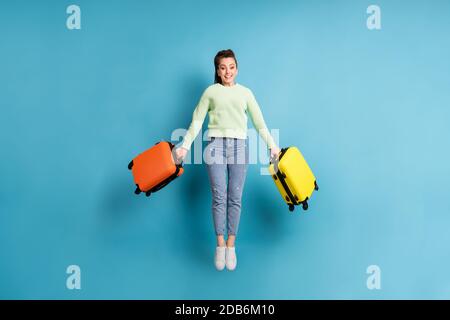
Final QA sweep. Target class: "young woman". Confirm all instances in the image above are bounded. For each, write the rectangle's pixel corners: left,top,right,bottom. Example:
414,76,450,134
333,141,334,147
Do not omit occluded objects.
175,49,280,271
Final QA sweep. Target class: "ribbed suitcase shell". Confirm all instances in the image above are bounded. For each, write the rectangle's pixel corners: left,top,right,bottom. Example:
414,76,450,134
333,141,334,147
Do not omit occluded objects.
128,141,183,196
269,146,317,211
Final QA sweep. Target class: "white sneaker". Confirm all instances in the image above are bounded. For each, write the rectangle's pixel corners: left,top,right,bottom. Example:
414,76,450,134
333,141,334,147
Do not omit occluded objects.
225,247,237,271
214,246,226,271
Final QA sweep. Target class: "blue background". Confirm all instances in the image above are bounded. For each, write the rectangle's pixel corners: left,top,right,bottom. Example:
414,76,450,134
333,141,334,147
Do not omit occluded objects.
1,0,450,299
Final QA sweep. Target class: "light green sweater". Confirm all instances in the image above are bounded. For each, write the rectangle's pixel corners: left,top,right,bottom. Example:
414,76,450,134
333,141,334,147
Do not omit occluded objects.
181,83,277,150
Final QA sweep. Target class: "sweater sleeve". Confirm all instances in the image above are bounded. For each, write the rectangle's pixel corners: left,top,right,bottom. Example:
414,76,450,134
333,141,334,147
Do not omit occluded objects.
181,89,210,150
246,89,277,150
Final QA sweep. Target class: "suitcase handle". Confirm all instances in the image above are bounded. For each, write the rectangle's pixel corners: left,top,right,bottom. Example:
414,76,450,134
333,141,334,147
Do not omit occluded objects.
269,147,288,167
162,141,185,167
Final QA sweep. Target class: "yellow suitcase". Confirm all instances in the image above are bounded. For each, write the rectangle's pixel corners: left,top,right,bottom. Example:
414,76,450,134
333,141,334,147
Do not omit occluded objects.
269,146,318,211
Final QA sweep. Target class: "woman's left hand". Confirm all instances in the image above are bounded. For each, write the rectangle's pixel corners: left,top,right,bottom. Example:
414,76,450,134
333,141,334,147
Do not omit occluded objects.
270,146,281,160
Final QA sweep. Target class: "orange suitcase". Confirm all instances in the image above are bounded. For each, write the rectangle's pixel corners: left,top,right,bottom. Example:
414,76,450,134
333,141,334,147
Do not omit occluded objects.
128,141,183,196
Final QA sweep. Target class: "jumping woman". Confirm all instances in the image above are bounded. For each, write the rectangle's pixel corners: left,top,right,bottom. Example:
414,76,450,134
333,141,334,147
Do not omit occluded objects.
175,49,280,271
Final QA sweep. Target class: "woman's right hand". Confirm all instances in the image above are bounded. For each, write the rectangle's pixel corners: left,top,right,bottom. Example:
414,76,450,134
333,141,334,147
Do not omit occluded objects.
174,147,188,163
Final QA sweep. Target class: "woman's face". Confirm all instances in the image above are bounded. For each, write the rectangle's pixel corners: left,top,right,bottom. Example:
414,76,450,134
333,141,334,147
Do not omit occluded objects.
217,57,238,86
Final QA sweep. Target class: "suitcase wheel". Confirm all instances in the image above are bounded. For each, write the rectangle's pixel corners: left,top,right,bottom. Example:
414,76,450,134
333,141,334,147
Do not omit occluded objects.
128,160,134,170
302,201,308,210
134,185,141,195
289,204,295,212
145,191,151,197
314,181,319,191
